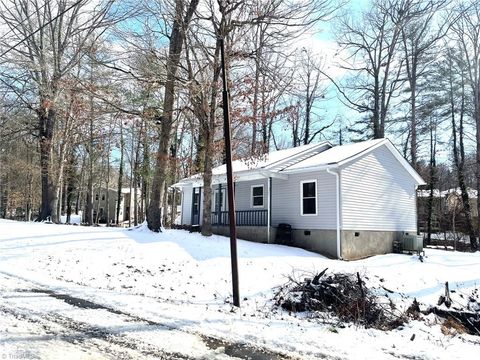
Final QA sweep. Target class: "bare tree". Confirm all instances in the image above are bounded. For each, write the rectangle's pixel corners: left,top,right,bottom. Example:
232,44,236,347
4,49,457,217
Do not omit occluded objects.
289,49,331,146
0,0,114,221
400,0,449,169
451,2,480,249
147,0,200,232
335,0,413,138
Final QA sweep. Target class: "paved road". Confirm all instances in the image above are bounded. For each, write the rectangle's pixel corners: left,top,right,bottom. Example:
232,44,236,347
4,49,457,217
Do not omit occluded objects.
0,272,299,360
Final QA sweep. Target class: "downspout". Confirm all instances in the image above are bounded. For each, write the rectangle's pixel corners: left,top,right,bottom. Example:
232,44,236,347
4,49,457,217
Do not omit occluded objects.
267,177,271,243
327,168,342,259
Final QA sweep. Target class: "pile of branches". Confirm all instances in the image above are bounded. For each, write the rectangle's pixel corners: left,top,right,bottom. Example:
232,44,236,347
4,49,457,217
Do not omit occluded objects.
425,283,480,336
274,269,404,330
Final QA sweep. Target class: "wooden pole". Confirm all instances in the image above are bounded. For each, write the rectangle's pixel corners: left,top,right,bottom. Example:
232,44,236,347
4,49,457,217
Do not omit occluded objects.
220,37,240,307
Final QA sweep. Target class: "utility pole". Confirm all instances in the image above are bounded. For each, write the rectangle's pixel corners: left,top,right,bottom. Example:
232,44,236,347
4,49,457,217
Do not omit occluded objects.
220,37,240,307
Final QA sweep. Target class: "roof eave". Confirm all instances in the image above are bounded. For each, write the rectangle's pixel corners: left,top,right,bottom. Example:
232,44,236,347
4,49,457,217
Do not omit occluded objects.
335,139,426,186
282,163,339,174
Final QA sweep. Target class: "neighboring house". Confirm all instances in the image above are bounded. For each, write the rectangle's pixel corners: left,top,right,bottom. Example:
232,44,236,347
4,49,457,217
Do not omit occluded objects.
174,138,425,260
417,187,478,234
443,188,478,217
90,187,143,224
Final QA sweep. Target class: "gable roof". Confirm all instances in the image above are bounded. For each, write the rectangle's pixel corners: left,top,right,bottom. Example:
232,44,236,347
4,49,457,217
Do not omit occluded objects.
284,139,385,170
211,141,331,175
174,138,425,187
284,138,425,185
175,141,331,186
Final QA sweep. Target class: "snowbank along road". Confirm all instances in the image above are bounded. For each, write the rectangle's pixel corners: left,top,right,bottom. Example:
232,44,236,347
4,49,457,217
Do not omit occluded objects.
0,219,479,359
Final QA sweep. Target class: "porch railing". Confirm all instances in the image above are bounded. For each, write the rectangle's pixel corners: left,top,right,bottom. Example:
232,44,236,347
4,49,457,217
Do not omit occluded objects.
211,210,267,226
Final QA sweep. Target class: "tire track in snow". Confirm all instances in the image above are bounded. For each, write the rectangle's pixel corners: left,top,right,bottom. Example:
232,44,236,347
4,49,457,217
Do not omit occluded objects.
0,271,302,360
0,304,193,360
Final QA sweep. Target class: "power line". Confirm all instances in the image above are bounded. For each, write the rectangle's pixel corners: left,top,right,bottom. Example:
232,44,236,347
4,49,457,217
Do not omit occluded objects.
0,0,86,59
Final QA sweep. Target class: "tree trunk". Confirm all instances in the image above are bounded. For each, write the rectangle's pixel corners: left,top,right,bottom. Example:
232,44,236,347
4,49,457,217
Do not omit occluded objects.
474,87,480,250
85,115,94,226
451,65,477,249
106,129,111,226
141,120,149,222
147,0,199,232
129,124,135,228
426,123,436,245
200,38,222,237
410,77,417,168
37,101,56,222
66,152,76,224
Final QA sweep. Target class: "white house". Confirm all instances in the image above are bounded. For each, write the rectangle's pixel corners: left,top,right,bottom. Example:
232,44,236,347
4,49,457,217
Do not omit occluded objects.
174,139,426,260
81,187,143,225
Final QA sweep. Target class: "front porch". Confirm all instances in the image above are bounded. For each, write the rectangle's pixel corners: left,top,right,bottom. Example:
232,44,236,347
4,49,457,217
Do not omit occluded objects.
211,209,268,227
211,224,277,244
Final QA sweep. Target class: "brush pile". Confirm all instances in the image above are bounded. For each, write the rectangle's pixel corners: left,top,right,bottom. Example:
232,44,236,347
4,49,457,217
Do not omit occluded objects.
274,268,404,330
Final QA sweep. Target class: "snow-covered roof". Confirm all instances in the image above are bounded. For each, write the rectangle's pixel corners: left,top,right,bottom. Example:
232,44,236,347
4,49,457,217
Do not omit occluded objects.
175,141,331,186
175,138,425,186
417,189,442,198
282,138,425,185
211,141,330,174
121,187,142,195
441,188,478,199
416,188,477,198
284,139,385,171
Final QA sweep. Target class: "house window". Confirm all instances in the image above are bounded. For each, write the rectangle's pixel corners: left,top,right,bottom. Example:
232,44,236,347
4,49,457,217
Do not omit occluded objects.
214,188,226,211
101,194,105,201
251,185,264,208
95,194,99,201
301,180,317,215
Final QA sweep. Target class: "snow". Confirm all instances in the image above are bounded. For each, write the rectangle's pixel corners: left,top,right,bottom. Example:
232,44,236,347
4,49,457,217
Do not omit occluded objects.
0,219,479,359
59,213,82,224
417,189,443,198
285,138,385,170
417,187,478,199
176,142,329,184
441,187,478,199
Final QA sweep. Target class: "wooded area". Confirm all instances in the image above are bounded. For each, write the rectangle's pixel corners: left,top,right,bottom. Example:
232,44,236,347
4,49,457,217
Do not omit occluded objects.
0,0,479,249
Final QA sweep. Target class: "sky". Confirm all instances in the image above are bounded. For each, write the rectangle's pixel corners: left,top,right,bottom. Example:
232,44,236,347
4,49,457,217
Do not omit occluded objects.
293,0,457,163
288,1,366,146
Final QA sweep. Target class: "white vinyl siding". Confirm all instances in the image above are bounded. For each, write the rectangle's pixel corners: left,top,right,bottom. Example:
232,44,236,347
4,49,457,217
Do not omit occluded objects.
235,179,268,210
272,172,336,229
340,145,417,231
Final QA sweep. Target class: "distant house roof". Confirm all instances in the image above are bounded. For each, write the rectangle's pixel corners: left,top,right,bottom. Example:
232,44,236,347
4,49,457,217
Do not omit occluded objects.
417,187,478,198
417,189,442,198
174,138,425,187
121,187,142,195
442,188,478,199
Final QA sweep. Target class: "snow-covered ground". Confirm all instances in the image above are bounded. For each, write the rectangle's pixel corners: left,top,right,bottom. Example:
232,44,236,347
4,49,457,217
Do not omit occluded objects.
0,219,479,359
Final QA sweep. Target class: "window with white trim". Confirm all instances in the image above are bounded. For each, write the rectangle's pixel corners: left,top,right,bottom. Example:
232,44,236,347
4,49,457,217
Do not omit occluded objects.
251,185,264,208
301,180,317,215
